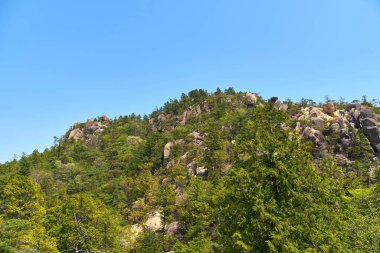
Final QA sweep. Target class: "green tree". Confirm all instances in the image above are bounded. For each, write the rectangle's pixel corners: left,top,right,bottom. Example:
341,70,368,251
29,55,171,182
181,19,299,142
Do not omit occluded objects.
18,154,31,176
0,175,59,252
218,105,348,252
47,193,123,252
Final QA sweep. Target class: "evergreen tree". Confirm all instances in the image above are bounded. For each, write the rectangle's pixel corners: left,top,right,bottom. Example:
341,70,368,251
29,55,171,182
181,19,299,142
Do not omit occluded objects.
218,105,348,252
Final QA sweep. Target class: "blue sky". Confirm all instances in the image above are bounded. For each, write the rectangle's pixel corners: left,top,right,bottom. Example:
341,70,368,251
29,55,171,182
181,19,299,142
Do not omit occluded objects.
0,0,380,163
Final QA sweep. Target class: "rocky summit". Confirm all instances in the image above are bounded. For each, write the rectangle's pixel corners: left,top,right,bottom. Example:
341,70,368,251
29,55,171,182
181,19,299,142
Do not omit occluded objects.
1,88,380,253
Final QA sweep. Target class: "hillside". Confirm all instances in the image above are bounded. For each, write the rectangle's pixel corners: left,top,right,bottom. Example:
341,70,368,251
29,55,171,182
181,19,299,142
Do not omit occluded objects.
1,88,380,253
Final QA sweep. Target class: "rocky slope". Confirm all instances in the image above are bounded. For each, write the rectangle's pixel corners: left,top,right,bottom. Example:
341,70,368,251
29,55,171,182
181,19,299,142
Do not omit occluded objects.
2,89,379,252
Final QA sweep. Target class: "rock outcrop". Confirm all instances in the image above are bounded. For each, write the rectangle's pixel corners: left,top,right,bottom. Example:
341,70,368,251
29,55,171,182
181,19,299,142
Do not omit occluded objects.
358,107,380,154
189,130,203,145
163,142,174,160
67,115,111,145
269,97,288,111
145,211,163,232
303,127,323,146
68,128,84,140
344,105,380,155
246,92,258,107
166,221,180,237
323,102,336,116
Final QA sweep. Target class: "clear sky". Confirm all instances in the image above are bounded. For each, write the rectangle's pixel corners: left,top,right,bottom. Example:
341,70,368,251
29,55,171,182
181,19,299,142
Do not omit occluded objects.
0,0,380,163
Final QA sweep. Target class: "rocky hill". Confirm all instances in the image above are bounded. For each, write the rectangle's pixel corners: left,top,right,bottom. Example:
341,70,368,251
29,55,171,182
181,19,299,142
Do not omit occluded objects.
0,88,379,252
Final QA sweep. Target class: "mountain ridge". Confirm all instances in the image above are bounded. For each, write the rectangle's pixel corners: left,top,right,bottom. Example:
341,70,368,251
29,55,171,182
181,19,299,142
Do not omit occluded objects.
0,88,379,252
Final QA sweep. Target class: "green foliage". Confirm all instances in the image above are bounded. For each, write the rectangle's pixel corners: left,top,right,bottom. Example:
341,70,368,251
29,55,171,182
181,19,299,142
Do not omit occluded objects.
0,176,59,252
0,89,379,252
47,193,123,252
218,105,349,252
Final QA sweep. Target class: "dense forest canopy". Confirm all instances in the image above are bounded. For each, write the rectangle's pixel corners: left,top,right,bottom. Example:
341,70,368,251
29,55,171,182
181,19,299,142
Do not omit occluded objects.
1,88,380,252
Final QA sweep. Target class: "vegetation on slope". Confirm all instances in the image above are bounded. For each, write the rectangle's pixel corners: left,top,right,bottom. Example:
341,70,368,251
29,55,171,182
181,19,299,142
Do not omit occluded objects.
0,88,379,252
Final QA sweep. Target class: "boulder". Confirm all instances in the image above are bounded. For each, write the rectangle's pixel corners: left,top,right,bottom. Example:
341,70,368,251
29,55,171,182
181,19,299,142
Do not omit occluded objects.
163,142,174,160
345,103,360,112
337,128,351,147
100,115,111,122
195,166,208,177
145,212,162,232
166,221,180,237
246,93,258,106
308,107,333,121
68,129,84,140
303,127,323,145
274,100,288,111
360,118,378,128
360,106,375,119
180,111,188,125
84,119,96,134
84,119,106,134
179,105,202,125
350,109,361,128
310,117,325,128
269,97,279,104
322,102,336,116
358,108,380,153
363,126,380,146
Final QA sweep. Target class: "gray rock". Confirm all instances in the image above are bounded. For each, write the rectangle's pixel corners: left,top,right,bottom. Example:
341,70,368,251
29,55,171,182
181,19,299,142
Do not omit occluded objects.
179,111,188,125
363,126,380,145
303,127,323,145
350,109,361,128
166,221,180,237
331,123,340,131
145,212,162,232
84,119,97,134
68,129,84,140
360,106,374,119
360,117,378,128
345,103,360,112
196,166,207,176
274,100,288,111
310,117,325,128
100,115,111,122
87,135,99,146
246,92,258,106
163,142,174,160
